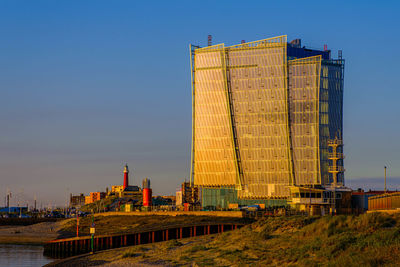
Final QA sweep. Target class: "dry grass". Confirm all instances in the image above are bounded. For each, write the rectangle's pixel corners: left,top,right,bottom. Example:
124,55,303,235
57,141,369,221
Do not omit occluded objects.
58,214,249,238
56,213,400,267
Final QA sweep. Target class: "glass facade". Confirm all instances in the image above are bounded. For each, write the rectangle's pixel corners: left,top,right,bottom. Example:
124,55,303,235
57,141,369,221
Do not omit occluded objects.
201,187,287,209
227,37,292,199
190,36,344,205
288,56,322,186
193,44,238,187
324,61,344,185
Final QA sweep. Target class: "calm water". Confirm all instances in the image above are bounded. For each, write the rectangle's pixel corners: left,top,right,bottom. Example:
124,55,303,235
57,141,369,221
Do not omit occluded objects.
0,244,53,267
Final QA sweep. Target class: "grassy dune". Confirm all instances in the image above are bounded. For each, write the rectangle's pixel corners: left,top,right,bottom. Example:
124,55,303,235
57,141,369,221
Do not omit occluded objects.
58,212,400,266
59,215,248,238
0,214,246,245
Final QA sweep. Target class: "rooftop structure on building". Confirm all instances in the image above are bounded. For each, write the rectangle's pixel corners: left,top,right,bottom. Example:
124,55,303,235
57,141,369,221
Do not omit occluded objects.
190,35,346,212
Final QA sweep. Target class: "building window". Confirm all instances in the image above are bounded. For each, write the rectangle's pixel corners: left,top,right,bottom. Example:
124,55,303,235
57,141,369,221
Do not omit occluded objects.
323,67,328,77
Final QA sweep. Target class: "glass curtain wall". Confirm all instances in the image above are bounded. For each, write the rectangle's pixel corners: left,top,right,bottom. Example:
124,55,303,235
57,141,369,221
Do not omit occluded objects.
191,36,344,201
288,56,322,186
193,44,238,186
227,36,292,198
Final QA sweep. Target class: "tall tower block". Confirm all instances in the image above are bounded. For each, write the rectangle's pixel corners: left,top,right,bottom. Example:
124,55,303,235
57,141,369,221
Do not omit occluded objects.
123,164,129,189
190,36,345,208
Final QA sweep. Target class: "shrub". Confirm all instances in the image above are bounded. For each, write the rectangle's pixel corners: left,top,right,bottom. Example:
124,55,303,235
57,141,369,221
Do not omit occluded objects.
188,245,208,253
165,239,183,249
122,252,140,258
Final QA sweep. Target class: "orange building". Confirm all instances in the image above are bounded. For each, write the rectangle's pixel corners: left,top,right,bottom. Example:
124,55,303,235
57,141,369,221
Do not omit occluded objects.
90,192,106,202
85,192,106,204
85,196,92,205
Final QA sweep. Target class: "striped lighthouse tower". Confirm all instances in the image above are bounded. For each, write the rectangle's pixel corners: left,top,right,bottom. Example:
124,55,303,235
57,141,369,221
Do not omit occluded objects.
123,164,129,190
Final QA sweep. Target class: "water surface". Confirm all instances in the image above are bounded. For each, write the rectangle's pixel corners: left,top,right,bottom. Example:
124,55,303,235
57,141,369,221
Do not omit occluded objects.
0,244,53,267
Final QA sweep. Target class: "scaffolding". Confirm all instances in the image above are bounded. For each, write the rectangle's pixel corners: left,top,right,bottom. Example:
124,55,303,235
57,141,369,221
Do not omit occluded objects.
328,137,345,186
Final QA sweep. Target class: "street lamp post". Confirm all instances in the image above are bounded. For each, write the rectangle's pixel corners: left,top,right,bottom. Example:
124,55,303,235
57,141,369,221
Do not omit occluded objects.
384,166,387,193
76,213,79,237
90,209,95,254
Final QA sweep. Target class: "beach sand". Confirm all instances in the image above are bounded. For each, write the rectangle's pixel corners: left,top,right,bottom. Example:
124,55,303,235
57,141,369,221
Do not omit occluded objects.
0,221,67,245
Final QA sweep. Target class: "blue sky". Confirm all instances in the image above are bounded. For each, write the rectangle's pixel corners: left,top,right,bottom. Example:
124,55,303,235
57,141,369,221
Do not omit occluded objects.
0,1,399,206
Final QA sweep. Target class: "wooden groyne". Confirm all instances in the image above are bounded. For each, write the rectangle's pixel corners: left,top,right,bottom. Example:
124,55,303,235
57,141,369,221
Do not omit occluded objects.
44,223,244,258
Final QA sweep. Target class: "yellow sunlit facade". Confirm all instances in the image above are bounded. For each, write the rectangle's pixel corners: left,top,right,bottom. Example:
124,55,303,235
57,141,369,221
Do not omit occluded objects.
190,35,344,204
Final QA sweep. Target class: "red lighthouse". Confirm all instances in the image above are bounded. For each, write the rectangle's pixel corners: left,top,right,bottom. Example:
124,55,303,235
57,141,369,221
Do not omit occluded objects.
123,164,129,189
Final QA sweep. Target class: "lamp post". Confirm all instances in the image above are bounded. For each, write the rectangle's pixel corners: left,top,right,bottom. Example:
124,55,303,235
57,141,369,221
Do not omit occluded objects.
384,166,387,193
76,213,79,237
90,209,95,254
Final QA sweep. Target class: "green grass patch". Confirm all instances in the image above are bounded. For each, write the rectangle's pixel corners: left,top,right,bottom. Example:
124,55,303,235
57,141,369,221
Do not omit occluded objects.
122,252,141,258
165,239,183,249
188,245,209,253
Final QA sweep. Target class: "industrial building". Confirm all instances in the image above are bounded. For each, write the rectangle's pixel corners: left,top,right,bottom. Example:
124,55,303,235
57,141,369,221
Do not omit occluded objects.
175,182,199,210
142,177,152,207
0,207,28,213
69,193,85,208
189,35,347,212
368,192,400,211
351,189,394,213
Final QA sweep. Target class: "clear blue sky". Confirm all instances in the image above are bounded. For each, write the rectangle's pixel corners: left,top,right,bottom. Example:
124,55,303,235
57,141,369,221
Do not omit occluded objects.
0,0,399,206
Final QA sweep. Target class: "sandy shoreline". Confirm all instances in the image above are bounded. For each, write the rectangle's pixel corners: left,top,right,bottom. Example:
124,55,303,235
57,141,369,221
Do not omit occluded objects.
45,237,208,267
0,221,64,245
